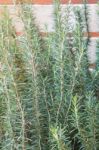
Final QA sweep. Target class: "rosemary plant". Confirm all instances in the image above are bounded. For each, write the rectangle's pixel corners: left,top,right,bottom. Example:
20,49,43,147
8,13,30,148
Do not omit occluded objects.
0,1,99,150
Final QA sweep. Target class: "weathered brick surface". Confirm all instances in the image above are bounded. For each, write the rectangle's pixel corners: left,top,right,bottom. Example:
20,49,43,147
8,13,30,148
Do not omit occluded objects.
0,0,98,64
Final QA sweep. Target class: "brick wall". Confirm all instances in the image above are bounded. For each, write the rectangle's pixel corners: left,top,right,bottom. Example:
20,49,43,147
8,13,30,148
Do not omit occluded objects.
0,0,99,65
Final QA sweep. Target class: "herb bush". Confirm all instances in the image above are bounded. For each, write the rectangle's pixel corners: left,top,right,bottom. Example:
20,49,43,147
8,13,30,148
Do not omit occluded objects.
0,1,99,150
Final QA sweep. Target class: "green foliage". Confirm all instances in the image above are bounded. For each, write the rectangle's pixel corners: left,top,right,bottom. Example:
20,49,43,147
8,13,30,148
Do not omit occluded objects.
0,1,99,150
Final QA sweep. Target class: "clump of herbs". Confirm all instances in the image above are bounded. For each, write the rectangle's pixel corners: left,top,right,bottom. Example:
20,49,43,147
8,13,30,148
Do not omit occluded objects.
0,1,99,150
